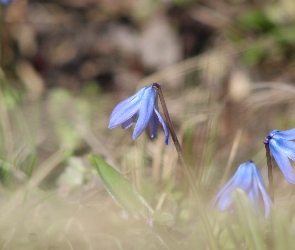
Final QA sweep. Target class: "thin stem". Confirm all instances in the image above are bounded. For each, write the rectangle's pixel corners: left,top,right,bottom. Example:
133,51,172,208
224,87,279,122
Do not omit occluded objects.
264,143,274,201
152,83,218,250
152,83,187,168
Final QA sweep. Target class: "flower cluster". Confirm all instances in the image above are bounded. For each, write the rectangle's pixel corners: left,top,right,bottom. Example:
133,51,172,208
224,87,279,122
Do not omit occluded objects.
108,83,295,219
212,128,295,218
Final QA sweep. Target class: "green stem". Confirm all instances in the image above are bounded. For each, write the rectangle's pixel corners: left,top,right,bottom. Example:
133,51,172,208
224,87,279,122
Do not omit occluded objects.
264,143,274,202
152,83,218,250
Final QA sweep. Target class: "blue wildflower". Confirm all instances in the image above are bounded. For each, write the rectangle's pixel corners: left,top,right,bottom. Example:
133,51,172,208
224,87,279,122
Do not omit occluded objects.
213,160,272,218
264,128,295,184
108,85,169,144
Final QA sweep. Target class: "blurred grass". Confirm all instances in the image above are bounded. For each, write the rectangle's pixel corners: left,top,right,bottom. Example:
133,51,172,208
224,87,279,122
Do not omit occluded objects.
0,67,295,249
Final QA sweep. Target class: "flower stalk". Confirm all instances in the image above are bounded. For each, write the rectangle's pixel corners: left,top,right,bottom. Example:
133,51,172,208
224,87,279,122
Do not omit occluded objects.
152,83,186,167
152,83,218,250
264,142,274,201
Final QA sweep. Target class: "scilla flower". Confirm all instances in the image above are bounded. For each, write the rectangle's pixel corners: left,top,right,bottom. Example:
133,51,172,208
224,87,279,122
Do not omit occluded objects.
264,129,295,184
108,85,169,144
213,160,272,218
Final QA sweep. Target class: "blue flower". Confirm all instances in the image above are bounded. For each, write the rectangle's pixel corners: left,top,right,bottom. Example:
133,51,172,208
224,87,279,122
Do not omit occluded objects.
108,85,169,144
213,160,272,218
264,128,295,184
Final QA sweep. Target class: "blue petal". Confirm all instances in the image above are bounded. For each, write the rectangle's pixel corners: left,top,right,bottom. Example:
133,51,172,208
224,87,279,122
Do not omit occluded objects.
255,176,272,218
154,107,169,145
121,117,134,129
262,197,271,218
252,164,266,186
217,192,234,212
273,128,295,140
230,162,253,191
261,191,272,218
108,87,148,129
274,139,295,162
247,176,259,210
213,162,255,212
268,130,279,137
148,110,158,138
133,87,156,140
269,141,295,184
213,164,247,210
212,177,235,211
247,163,272,218
213,179,238,212
253,168,272,218
148,97,160,138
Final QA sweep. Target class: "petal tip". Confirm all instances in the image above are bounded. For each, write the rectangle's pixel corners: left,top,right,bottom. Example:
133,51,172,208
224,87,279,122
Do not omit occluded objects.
165,137,169,145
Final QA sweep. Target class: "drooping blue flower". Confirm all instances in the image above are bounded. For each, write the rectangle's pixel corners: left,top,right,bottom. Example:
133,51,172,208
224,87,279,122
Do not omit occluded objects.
108,85,169,144
264,128,295,184
213,160,272,218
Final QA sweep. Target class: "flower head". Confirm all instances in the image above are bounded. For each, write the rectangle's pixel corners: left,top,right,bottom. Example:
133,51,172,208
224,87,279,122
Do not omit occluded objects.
213,160,272,218
108,85,169,144
264,128,295,184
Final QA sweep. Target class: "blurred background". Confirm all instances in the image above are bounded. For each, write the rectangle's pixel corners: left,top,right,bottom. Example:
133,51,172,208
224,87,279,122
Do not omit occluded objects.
1,0,295,249
4,0,295,91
